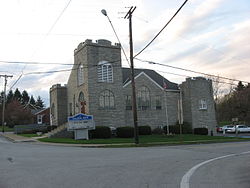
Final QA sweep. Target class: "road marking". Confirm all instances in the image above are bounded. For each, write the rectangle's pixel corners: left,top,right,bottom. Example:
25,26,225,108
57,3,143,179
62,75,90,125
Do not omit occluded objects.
180,151,250,188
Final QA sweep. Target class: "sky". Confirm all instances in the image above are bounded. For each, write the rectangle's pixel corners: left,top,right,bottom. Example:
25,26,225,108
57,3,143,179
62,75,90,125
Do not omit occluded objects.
0,0,249,106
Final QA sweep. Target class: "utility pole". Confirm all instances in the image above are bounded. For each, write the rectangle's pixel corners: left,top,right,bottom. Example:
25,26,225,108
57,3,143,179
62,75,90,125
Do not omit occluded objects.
0,75,13,133
124,6,139,144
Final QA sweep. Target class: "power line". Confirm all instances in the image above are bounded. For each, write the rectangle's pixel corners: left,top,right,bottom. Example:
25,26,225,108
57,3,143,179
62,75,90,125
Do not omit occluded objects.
10,0,73,91
134,0,189,58
136,58,250,84
156,70,238,86
0,60,73,66
101,9,130,67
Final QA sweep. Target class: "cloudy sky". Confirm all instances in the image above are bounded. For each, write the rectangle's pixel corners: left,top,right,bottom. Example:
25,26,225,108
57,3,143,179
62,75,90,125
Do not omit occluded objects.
0,0,249,106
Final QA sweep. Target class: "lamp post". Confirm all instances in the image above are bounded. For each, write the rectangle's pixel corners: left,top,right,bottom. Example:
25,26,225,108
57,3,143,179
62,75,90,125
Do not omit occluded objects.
101,7,139,144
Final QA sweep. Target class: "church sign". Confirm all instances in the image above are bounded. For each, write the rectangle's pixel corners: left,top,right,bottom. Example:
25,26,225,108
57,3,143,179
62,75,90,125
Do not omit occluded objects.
67,113,95,131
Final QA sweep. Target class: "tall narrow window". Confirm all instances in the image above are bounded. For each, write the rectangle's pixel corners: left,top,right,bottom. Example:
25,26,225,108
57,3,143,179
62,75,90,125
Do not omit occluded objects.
78,64,84,85
97,61,113,82
137,86,150,110
125,95,132,110
199,99,207,110
155,96,161,110
99,90,115,109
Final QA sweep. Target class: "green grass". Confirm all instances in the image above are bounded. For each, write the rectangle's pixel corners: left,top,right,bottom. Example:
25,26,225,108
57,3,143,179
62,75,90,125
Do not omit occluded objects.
38,134,250,146
18,134,40,138
0,126,14,132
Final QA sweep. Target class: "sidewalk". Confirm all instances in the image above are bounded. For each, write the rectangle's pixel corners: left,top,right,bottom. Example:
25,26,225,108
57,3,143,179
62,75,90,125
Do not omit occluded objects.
0,132,37,143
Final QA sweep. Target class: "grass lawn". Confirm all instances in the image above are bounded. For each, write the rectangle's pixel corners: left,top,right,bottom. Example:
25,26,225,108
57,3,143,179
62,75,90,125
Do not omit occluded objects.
0,126,14,132
38,134,250,146
18,134,40,138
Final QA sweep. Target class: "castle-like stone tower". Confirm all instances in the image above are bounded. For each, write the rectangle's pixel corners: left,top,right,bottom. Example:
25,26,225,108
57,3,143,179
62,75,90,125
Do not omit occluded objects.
180,77,217,132
50,84,67,126
66,39,126,127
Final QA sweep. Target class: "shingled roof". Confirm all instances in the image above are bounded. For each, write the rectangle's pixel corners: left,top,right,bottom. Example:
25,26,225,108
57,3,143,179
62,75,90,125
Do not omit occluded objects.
122,68,179,90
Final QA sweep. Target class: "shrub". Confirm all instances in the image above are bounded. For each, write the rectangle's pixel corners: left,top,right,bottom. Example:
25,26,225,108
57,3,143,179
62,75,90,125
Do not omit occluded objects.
138,126,151,135
194,128,208,135
89,126,111,139
47,125,57,132
164,122,193,134
152,127,164,135
116,127,134,138
164,125,180,134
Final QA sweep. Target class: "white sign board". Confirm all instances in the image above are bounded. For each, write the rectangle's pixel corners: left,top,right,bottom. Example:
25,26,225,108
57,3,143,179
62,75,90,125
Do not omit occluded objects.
67,113,95,131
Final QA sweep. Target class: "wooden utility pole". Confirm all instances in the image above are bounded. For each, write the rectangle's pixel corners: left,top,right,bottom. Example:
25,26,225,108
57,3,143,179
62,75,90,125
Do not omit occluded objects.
124,6,139,144
0,75,13,132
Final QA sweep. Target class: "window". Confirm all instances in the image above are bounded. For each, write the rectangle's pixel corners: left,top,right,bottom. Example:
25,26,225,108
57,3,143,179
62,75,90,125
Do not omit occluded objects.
69,103,73,116
51,103,55,117
97,61,113,82
37,115,43,124
199,99,207,110
155,96,161,110
78,64,84,85
99,90,115,109
125,95,132,110
78,92,84,102
137,86,150,110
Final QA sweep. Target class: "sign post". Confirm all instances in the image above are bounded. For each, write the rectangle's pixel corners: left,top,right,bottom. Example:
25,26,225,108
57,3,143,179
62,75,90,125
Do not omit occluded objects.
67,113,95,140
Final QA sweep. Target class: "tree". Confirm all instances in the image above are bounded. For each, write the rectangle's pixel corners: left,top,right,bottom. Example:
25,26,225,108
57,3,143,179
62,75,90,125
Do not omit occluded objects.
5,100,33,127
235,81,245,92
30,95,36,105
7,90,14,103
14,88,22,101
35,96,45,109
21,90,30,105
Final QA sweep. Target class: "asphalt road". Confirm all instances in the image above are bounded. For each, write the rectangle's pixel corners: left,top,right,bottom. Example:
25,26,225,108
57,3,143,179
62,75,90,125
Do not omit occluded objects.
0,136,250,188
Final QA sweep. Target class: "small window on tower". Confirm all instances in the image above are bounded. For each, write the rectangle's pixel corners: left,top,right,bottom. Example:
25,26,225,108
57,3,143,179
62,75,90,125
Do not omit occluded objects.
199,99,207,110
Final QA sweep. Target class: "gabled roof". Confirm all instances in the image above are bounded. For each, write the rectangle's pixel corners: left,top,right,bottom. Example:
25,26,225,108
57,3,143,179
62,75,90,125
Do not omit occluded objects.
122,68,179,90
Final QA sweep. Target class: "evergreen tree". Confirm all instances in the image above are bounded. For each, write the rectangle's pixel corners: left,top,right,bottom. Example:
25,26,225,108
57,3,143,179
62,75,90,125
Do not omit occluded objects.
35,96,45,108
21,90,30,105
14,88,22,101
235,81,245,92
7,90,14,103
30,95,36,105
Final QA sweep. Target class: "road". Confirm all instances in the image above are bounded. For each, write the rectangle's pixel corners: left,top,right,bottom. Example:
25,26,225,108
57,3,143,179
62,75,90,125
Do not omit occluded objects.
0,135,250,188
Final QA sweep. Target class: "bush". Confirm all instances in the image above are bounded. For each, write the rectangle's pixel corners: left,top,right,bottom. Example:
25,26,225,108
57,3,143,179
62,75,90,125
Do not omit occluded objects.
194,128,208,135
47,125,57,132
89,126,111,139
164,122,193,134
164,125,180,134
116,127,134,138
152,127,164,135
138,126,151,135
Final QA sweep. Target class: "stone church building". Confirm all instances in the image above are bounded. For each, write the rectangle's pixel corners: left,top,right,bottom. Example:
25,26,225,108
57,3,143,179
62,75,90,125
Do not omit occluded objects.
50,39,217,132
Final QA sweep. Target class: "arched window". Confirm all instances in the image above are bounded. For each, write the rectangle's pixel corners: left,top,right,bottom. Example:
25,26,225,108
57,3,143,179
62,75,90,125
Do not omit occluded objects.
97,61,113,82
137,86,150,110
78,64,84,85
78,92,84,102
99,90,115,109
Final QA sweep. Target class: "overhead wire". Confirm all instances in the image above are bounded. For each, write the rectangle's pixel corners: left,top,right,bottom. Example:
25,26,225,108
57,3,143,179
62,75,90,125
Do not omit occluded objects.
9,0,72,90
134,0,189,58
135,58,250,84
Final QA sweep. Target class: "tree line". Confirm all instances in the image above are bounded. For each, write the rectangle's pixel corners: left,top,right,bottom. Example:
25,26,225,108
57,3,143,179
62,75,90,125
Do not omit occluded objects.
0,88,45,127
217,81,250,124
